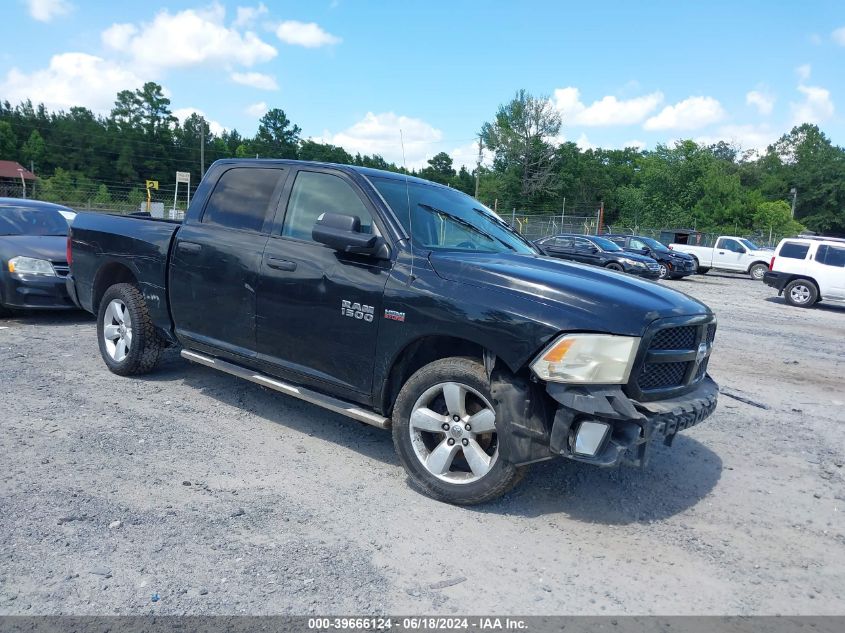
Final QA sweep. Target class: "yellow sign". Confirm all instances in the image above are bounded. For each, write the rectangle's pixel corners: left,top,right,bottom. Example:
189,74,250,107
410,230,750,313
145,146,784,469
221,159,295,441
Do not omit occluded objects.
145,180,159,190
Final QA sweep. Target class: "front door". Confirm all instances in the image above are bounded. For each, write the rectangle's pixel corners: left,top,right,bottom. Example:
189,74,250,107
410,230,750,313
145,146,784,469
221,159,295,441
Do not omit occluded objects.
169,165,287,356
255,168,393,397
814,243,845,299
713,238,746,271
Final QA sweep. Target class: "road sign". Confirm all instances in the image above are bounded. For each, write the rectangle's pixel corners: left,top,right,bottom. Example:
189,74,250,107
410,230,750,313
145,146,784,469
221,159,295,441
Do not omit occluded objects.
175,171,191,184
145,180,159,190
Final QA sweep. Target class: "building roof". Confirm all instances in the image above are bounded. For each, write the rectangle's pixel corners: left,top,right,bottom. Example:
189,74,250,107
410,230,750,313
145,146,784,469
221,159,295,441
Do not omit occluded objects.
0,161,36,180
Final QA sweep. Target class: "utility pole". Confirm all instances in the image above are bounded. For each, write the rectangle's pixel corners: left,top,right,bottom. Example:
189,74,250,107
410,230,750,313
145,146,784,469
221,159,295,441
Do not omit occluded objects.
474,136,482,198
790,187,797,219
560,197,566,233
597,200,604,235
199,118,205,176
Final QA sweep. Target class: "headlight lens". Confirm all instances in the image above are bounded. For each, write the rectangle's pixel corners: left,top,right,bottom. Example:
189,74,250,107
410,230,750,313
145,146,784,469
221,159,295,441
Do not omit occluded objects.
530,334,640,384
8,256,56,276
621,257,645,267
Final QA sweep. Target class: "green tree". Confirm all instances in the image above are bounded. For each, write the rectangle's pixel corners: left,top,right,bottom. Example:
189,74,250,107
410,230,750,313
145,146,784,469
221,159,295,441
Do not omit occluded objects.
752,200,804,238
253,108,301,158
21,129,45,170
0,121,17,158
420,151,456,184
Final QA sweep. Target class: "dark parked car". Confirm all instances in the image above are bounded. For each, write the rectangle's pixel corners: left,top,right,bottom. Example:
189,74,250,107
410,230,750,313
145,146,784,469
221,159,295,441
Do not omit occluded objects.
534,234,661,280
604,234,697,279
67,159,718,505
0,198,77,315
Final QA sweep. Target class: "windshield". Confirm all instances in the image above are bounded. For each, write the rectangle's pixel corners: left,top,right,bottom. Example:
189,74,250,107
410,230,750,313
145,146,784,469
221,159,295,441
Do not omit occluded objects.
640,237,671,253
0,206,69,236
369,177,536,254
740,238,760,251
591,236,623,252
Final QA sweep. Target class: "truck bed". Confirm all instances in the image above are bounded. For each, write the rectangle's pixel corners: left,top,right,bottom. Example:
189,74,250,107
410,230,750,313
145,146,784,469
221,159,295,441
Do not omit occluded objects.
69,212,180,333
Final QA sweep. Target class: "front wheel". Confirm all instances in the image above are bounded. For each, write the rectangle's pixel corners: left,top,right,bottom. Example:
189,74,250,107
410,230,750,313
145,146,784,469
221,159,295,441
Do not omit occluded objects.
392,357,524,505
749,263,768,281
97,283,164,376
605,262,625,272
696,266,710,275
658,263,669,279
783,279,818,308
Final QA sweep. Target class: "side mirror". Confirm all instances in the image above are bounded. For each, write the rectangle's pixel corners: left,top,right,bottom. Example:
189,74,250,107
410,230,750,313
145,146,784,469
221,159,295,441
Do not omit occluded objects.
312,212,390,259
640,248,650,256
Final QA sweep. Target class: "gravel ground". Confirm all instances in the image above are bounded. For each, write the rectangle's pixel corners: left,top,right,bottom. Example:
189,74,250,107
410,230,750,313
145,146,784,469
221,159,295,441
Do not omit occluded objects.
1,271,844,616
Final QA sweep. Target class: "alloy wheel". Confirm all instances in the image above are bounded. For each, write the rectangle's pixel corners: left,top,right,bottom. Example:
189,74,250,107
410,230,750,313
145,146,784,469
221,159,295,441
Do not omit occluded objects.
103,299,132,362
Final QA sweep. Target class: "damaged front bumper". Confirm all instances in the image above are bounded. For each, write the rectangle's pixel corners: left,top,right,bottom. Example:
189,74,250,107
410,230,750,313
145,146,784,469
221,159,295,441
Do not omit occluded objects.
546,376,718,467
491,369,718,468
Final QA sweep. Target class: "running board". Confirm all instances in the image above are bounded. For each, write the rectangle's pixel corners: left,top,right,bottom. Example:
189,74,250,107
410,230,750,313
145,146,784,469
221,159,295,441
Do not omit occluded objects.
180,349,390,429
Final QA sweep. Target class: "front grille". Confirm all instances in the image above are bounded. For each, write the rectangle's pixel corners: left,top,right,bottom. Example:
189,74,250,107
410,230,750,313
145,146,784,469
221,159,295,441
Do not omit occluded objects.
650,325,696,350
52,262,69,277
633,320,716,398
639,362,687,389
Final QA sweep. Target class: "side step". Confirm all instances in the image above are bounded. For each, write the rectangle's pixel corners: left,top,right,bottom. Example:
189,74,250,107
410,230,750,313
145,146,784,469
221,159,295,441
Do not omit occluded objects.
180,349,390,429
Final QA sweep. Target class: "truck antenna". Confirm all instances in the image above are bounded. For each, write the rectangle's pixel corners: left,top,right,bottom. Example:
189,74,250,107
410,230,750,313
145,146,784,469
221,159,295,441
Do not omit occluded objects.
400,129,415,283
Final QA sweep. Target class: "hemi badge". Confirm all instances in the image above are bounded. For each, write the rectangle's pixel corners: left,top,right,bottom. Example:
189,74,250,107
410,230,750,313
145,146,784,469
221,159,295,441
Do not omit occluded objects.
384,309,405,323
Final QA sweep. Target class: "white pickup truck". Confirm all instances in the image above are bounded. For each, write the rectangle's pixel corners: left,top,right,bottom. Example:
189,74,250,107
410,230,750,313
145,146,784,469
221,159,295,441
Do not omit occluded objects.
670,236,772,280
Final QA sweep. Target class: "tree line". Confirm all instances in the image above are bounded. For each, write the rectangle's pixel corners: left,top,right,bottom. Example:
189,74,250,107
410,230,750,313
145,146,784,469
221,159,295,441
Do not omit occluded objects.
1,83,843,236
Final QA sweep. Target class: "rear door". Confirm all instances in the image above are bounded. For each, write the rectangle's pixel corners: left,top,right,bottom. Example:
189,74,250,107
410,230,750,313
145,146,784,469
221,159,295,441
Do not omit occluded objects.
540,236,574,260
814,243,845,298
169,166,288,356
712,238,746,271
254,167,393,397
572,236,602,265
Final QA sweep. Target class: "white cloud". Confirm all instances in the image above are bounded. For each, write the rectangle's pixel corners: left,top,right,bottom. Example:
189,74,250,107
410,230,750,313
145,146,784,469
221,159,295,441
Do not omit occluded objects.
575,133,595,151
231,71,278,90
233,3,268,28
746,90,775,115
102,5,277,74
26,0,72,22
275,20,341,47
791,84,834,125
0,52,143,112
553,87,663,126
832,27,845,46
449,140,493,171
317,112,441,168
643,96,725,131
694,124,777,154
621,140,646,151
245,101,269,117
796,64,812,81
172,107,225,136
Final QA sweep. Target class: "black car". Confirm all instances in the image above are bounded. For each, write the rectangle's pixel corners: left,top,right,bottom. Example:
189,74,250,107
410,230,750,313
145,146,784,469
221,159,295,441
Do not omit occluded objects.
0,198,77,315
534,234,661,279
604,234,697,279
66,160,718,505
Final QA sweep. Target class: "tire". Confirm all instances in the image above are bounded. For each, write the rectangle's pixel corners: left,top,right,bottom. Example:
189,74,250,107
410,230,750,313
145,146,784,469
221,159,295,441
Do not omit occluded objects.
0,302,11,318
749,262,768,281
605,262,624,272
97,283,164,375
392,357,524,505
783,279,818,308
696,267,710,275
658,263,669,279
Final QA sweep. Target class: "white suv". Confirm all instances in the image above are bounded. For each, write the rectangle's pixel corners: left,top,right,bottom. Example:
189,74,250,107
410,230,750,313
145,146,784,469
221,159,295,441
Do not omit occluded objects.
764,236,845,307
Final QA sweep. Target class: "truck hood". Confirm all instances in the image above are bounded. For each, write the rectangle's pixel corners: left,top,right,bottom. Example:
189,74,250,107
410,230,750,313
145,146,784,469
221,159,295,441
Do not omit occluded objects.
428,251,712,336
0,235,67,262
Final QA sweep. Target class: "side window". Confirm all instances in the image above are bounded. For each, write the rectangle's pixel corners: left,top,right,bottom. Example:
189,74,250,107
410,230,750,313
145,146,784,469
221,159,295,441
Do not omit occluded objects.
573,238,593,250
629,238,646,250
817,245,845,268
608,237,626,247
202,168,284,232
718,238,743,253
282,171,373,241
779,242,811,260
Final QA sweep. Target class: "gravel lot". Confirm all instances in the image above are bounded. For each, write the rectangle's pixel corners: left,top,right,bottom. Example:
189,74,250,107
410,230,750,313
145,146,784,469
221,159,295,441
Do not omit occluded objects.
1,272,844,616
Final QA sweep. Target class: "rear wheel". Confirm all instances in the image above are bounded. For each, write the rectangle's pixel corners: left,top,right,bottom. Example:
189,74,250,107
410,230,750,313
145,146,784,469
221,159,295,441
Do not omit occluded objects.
97,283,164,375
783,279,818,308
392,357,524,505
749,263,768,281
696,266,709,274
605,262,624,272
658,263,669,279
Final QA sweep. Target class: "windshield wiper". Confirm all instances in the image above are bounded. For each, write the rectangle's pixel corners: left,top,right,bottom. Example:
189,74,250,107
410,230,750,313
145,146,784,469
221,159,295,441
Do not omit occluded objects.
417,203,515,251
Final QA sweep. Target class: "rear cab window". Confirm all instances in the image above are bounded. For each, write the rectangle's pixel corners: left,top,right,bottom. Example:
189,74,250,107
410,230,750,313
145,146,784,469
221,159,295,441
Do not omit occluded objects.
778,241,811,260
201,167,286,233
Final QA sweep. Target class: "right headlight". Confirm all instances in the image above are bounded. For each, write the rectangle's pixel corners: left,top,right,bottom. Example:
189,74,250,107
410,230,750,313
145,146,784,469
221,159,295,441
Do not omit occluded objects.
8,256,56,276
530,334,640,384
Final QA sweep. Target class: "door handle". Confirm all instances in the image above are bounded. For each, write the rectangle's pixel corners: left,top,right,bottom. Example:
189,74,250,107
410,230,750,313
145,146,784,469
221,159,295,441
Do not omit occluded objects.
718,251,725,254
266,257,297,272
177,241,202,254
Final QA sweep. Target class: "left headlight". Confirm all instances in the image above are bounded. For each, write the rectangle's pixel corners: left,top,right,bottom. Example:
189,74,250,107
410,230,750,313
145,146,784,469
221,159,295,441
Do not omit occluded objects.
530,334,640,384
8,256,56,276
621,257,645,267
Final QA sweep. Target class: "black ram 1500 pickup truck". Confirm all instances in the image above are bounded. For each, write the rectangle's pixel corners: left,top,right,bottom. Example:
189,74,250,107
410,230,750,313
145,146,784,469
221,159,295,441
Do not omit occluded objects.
67,159,718,505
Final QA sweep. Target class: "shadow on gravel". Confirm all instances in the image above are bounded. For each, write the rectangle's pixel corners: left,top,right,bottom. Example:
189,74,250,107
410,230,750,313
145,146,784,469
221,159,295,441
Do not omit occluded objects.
474,434,722,524
764,296,845,313
138,351,399,466
1,309,93,326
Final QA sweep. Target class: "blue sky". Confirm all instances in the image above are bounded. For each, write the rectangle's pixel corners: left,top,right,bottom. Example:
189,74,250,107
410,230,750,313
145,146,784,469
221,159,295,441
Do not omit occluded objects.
2,0,844,168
